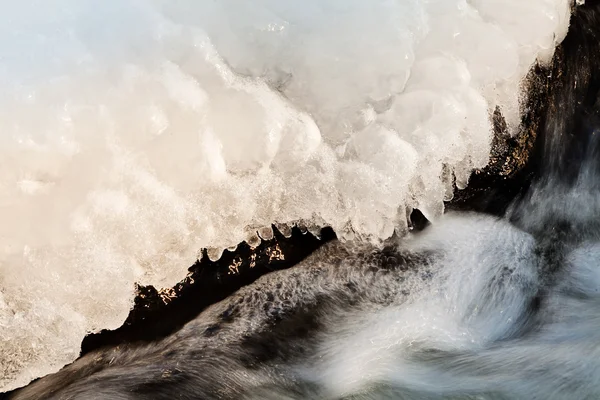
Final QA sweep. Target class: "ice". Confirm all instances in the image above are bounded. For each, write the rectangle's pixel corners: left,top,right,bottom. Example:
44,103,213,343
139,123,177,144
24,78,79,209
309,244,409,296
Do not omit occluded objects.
0,0,572,392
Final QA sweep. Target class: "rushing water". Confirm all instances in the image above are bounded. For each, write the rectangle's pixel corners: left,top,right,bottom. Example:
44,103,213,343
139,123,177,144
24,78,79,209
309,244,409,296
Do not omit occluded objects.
11,169,600,400
6,2,600,400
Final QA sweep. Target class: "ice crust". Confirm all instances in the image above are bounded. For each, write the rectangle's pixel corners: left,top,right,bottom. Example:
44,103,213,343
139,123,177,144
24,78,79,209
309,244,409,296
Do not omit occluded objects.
0,0,571,392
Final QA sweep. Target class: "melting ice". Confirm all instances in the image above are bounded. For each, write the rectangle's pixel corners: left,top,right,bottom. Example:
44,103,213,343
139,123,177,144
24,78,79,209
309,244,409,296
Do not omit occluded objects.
0,0,571,392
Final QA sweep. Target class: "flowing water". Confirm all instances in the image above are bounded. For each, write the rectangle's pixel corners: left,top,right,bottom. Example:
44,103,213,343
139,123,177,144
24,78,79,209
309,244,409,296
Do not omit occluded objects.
11,149,600,400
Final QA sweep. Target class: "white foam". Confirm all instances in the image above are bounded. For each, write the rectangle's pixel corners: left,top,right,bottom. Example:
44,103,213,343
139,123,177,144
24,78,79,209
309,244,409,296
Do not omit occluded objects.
0,0,571,392
313,215,539,397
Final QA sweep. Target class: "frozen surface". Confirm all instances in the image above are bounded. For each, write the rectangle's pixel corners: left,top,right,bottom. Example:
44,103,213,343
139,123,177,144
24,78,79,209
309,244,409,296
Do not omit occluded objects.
0,0,571,392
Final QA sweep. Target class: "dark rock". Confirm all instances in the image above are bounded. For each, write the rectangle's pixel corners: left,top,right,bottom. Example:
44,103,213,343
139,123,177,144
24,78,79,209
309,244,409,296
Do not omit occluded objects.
446,62,553,216
80,225,336,356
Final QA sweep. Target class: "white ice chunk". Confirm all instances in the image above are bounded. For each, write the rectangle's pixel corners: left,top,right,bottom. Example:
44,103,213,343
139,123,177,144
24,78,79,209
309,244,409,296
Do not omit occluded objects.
0,0,572,392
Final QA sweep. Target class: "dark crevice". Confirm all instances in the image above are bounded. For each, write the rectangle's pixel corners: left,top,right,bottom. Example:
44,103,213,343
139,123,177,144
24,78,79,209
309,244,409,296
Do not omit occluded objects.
80,225,336,356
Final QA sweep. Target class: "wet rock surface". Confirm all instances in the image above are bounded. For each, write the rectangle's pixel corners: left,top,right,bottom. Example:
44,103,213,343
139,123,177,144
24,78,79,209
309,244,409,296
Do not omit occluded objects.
447,62,554,216
80,225,337,356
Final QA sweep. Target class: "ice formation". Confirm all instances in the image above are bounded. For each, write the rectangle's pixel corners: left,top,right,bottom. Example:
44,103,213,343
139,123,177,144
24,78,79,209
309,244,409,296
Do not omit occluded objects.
0,0,571,393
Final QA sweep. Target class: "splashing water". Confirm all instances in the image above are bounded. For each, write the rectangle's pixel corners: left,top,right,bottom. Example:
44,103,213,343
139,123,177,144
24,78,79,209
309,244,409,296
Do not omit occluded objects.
10,139,600,399
0,0,580,395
